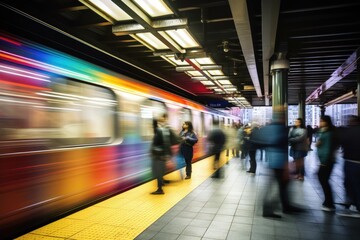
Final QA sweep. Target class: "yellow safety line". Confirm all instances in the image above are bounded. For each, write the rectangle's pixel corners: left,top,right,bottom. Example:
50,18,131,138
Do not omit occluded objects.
17,153,229,240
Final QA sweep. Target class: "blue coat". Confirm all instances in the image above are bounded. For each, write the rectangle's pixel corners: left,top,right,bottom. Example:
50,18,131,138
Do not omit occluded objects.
179,130,198,160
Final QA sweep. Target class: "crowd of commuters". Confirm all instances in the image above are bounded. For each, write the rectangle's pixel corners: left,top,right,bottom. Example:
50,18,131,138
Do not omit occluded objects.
149,112,360,218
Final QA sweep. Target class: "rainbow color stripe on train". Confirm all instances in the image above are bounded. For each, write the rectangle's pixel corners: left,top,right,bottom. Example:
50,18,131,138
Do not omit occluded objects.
0,33,239,239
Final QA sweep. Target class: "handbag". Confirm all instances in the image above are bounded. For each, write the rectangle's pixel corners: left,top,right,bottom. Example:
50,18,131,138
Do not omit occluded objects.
175,153,186,168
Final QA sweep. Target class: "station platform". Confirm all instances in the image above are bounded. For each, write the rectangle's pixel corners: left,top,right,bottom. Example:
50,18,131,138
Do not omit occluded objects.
17,147,360,240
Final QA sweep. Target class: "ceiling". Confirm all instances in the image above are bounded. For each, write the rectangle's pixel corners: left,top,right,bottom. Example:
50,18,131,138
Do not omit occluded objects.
1,0,360,108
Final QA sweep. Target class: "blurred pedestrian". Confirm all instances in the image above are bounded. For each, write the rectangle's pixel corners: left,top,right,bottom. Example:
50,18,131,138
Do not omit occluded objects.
225,123,237,159
179,121,198,179
207,119,226,178
306,125,314,150
237,123,246,168
253,110,305,218
150,113,179,194
316,115,338,212
337,115,360,218
244,125,259,175
288,118,308,180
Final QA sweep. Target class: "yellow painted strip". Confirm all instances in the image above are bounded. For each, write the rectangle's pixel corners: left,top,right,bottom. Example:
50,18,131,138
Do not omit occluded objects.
17,153,229,240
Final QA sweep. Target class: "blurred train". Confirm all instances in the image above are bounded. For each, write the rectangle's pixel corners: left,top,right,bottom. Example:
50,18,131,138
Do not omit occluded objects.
0,32,240,239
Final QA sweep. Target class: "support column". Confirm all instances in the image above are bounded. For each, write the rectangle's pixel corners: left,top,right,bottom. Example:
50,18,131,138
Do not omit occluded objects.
270,52,289,125
298,90,306,123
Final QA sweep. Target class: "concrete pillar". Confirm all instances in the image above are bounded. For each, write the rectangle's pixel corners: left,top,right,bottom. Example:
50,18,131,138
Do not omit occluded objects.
270,52,289,125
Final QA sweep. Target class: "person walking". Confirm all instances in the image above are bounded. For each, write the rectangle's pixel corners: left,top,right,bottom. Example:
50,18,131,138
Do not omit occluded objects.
254,111,305,218
288,118,308,181
316,115,338,212
337,115,360,218
207,119,226,178
150,113,178,194
179,121,198,179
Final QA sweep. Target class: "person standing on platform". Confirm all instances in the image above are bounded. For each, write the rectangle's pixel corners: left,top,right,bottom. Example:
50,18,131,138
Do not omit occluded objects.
288,118,308,181
237,123,246,169
179,121,198,179
306,125,314,150
150,113,179,194
244,125,259,175
337,115,360,218
316,115,338,212
207,119,226,178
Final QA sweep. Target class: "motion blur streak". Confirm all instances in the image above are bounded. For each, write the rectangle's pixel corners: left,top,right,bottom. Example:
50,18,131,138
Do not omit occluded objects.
0,32,239,239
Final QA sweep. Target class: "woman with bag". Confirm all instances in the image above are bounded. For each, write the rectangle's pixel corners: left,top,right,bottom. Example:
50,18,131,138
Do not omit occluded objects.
288,118,308,181
179,121,198,179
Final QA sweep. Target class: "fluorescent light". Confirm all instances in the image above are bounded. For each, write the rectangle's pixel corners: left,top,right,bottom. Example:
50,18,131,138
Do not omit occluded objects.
186,71,203,77
200,65,222,71
191,77,208,81
214,89,224,92
135,32,169,49
195,57,214,65
224,88,237,92
176,66,195,72
133,0,173,17
324,91,356,107
207,70,224,76
165,29,200,48
80,0,132,22
218,80,232,85
200,81,215,86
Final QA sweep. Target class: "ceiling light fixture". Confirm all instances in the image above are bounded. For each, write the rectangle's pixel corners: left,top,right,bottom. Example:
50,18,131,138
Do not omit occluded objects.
324,90,356,107
133,0,173,17
80,0,132,23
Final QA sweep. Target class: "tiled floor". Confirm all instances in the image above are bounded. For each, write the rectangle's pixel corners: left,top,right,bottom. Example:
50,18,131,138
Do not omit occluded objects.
136,148,360,240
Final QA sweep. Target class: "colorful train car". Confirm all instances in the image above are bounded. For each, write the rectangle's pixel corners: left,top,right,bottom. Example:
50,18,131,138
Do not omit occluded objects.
0,32,239,239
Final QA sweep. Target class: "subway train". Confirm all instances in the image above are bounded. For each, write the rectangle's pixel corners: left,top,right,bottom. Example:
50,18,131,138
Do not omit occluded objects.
0,32,239,239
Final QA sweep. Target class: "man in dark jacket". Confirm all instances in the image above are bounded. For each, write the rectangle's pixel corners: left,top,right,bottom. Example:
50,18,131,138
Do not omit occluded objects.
337,115,360,217
150,114,178,194
207,119,226,178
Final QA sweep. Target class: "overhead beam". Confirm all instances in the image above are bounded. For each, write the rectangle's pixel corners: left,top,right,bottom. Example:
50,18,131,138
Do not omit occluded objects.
229,0,262,97
112,18,188,36
306,48,360,103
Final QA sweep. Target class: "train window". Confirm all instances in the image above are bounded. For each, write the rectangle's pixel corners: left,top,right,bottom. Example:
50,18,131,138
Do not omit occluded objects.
0,76,116,153
203,113,213,136
117,92,146,143
140,99,167,141
191,110,203,137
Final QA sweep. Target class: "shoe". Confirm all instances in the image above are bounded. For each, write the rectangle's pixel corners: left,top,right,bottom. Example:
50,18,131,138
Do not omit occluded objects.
185,176,191,179
151,189,164,195
263,212,282,218
336,210,360,218
322,206,336,212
